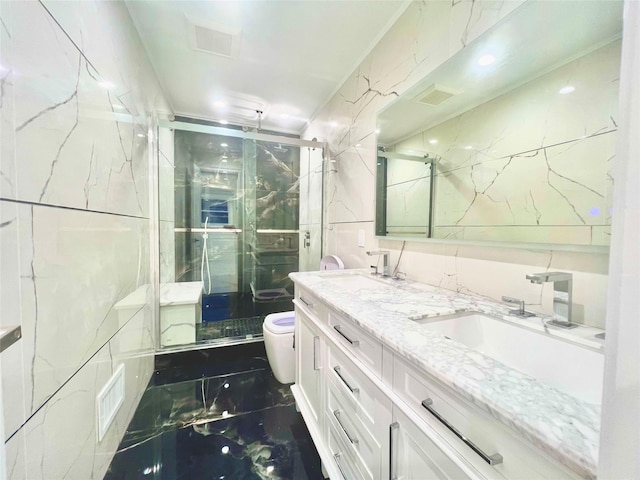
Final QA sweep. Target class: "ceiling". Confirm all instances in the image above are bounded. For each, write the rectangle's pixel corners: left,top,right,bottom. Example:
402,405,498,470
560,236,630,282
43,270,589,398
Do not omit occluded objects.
126,1,408,134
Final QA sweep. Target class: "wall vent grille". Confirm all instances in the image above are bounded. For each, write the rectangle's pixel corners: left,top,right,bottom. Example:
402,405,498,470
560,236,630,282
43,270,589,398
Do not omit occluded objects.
193,24,234,57
415,84,462,106
97,364,125,442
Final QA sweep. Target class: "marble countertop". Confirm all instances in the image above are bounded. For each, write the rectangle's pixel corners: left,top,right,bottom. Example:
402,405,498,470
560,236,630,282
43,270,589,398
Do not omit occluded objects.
290,269,602,479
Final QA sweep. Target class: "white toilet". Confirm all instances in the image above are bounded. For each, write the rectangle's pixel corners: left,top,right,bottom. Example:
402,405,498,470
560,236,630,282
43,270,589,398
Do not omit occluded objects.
263,311,296,384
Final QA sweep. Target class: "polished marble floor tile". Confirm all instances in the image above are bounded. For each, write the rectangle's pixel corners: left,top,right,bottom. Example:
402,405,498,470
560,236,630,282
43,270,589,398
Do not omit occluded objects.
106,344,323,480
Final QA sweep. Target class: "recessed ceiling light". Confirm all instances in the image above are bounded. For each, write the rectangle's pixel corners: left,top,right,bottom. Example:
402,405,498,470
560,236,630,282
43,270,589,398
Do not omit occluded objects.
220,120,228,125
477,54,496,66
221,446,230,454
464,145,473,150
429,139,438,145
559,85,575,95
220,143,228,147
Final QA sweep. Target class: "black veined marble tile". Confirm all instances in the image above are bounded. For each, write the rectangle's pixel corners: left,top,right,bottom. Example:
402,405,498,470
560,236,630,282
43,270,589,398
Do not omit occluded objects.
107,344,321,480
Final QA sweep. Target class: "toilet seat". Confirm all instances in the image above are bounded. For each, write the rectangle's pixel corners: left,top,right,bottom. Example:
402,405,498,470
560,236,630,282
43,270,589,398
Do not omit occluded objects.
264,311,295,335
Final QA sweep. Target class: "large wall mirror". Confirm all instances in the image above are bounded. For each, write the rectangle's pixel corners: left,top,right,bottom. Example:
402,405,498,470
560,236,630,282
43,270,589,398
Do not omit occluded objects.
376,0,623,250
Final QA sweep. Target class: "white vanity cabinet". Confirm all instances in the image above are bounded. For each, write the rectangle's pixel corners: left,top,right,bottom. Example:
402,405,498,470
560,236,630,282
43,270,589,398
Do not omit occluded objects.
291,280,583,480
296,308,323,426
391,407,472,480
392,355,581,479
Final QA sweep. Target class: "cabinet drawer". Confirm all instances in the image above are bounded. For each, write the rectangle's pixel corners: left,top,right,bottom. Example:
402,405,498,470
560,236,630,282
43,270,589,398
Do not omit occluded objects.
326,338,391,438
327,418,364,480
328,310,382,377
392,406,472,480
392,356,580,479
327,380,383,480
295,286,326,323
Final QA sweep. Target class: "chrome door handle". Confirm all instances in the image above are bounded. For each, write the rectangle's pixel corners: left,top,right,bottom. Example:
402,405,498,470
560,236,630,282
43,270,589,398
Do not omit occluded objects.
333,325,359,346
421,398,503,465
313,336,320,370
389,422,399,480
333,366,359,395
334,452,349,480
333,409,358,445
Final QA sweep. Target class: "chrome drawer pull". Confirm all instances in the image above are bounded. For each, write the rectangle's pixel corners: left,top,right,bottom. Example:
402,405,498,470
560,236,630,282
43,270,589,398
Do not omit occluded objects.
299,296,314,307
389,422,399,480
333,366,359,395
334,452,349,480
333,409,359,445
333,325,359,346
421,398,503,465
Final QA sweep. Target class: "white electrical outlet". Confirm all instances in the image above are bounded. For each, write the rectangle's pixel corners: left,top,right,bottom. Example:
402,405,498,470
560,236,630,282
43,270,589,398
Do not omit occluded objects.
358,229,365,247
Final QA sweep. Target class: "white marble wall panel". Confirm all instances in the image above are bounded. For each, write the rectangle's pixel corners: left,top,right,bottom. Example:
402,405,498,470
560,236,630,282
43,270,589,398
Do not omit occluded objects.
5,429,26,480
1,1,168,474
448,0,525,51
0,1,15,199
9,1,150,217
0,199,27,441
325,221,377,270
15,204,150,424
306,0,610,329
40,0,171,119
6,307,153,480
326,140,377,224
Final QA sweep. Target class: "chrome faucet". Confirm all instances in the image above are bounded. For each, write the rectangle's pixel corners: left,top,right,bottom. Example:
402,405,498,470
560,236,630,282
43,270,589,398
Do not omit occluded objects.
526,272,577,329
366,250,390,277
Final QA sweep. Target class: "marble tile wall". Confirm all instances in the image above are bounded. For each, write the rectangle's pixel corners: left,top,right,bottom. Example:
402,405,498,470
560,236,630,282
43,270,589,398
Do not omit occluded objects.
0,1,169,478
304,0,609,328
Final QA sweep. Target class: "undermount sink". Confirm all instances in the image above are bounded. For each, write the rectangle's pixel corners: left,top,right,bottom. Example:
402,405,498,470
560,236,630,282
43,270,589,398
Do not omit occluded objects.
415,312,604,404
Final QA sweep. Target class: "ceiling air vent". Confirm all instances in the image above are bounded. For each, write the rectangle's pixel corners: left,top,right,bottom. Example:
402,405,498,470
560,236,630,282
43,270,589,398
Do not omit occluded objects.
415,84,462,106
187,16,238,58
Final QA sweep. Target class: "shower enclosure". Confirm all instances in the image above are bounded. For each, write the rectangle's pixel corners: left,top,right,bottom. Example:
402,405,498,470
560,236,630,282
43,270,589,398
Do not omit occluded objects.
157,120,323,350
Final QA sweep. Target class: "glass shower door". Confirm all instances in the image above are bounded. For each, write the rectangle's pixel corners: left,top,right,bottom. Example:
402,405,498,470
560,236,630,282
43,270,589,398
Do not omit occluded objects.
157,125,307,351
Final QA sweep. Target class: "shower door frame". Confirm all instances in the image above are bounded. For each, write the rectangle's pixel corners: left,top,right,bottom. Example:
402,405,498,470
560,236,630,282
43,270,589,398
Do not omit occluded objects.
154,119,325,353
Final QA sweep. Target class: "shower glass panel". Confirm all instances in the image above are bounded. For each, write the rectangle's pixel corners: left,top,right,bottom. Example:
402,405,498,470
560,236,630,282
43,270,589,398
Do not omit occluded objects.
158,125,307,350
